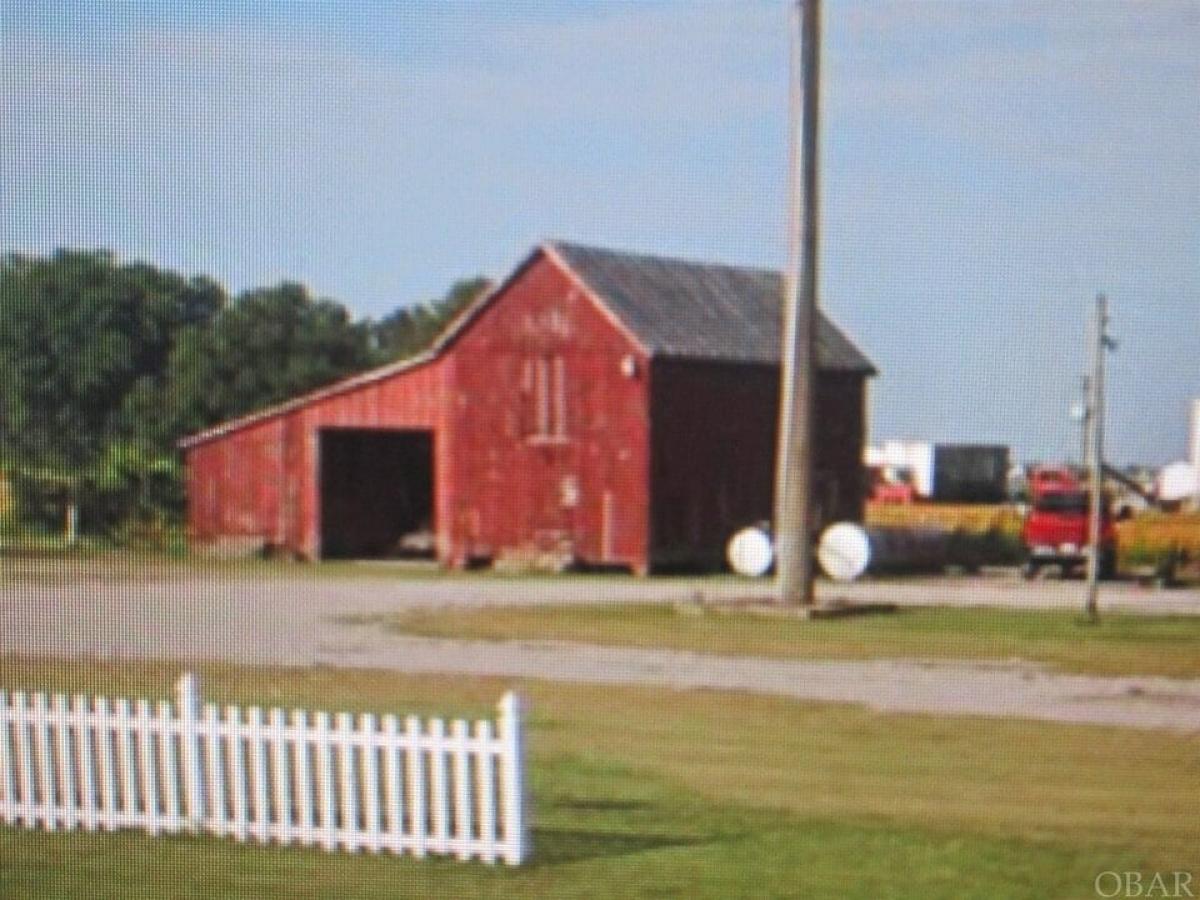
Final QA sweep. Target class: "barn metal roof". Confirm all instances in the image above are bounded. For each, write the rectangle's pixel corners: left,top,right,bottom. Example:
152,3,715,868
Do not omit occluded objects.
181,242,875,448
548,241,875,373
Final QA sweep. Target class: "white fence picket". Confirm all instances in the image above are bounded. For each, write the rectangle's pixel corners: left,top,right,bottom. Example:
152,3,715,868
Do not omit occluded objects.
381,714,403,853
268,708,292,845
13,692,36,827
133,700,158,835
247,706,269,843
226,704,248,842
292,708,315,845
429,717,449,852
176,675,202,830
158,699,181,831
202,703,226,837
0,692,15,825
405,714,427,858
498,691,529,865
451,719,472,860
335,712,356,852
114,699,136,827
71,694,97,831
51,695,77,832
360,713,381,853
0,676,527,865
314,711,336,851
32,693,56,830
476,718,497,863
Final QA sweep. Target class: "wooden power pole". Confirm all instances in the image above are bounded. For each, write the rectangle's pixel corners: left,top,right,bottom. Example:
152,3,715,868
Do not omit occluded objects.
774,0,821,606
1085,293,1112,621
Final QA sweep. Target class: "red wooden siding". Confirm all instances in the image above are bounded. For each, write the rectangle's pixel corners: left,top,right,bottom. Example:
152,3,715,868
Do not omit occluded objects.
186,417,289,548
448,253,651,571
185,357,451,559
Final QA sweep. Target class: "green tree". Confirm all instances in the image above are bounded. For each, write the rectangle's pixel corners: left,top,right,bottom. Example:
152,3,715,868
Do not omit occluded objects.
164,281,374,438
370,277,489,363
0,250,486,542
0,250,223,539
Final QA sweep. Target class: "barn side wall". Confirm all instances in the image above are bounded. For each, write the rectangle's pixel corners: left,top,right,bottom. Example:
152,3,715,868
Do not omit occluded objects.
185,417,291,552
185,357,451,560
648,359,867,570
448,253,652,572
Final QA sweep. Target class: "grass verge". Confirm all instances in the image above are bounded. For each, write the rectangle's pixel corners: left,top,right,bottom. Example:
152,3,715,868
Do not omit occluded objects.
363,603,1200,679
1,657,1196,898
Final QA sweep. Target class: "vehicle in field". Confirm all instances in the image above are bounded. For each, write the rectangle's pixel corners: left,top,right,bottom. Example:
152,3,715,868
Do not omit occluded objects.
1021,467,1117,579
868,464,916,504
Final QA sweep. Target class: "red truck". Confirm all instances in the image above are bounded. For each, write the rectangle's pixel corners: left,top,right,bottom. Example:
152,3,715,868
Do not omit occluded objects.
868,465,916,504
1021,467,1117,579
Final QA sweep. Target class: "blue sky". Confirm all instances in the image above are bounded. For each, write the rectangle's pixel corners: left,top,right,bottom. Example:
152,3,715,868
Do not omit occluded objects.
3,1,1197,465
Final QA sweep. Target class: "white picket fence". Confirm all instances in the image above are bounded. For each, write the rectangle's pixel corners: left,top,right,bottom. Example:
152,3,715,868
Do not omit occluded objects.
0,674,529,865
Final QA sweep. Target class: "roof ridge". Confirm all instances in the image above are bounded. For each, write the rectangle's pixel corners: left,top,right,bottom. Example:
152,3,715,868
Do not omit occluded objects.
547,239,780,280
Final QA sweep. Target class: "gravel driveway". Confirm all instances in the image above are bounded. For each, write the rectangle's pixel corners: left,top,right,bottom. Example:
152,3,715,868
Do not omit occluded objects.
3,562,1200,732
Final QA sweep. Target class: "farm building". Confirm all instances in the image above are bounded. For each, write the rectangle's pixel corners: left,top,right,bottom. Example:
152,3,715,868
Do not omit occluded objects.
181,242,876,573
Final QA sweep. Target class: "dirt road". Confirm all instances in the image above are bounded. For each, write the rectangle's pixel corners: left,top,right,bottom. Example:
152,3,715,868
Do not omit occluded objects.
3,561,1200,732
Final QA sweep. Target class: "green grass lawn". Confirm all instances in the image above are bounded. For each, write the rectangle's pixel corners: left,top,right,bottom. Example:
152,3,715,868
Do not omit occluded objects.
1,657,1196,899
355,603,1200,680
0,546,440,583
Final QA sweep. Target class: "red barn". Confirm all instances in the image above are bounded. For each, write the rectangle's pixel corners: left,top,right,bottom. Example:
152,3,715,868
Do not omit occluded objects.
182,242,875,573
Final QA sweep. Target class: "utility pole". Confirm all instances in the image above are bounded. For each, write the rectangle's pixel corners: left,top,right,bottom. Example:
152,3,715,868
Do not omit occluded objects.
774,0,821,606
1085,293,1113,621
1078,376,1091,467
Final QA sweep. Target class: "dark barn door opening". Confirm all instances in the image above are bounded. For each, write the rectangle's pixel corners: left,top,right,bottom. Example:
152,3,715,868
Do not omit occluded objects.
318,429,435,560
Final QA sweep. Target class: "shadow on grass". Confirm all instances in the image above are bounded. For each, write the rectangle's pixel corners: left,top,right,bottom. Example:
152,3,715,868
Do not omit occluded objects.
529,826,717,866
552,797,654,813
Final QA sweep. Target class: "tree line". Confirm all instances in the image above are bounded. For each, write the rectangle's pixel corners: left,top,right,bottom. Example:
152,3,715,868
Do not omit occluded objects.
0,249,486,542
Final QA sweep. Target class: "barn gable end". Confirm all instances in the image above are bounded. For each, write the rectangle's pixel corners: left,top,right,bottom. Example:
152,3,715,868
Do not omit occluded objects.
444,249,653,571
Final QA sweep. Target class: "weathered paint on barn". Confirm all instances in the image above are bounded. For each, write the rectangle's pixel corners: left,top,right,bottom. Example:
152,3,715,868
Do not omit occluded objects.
447,249,651,570
185,356,451,560
184,250,648,568
183,242,874,573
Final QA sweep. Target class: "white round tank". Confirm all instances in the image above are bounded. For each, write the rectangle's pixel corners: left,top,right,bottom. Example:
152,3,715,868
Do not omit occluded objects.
1158,461,1199,503
817,522,872,582
818,522,952,582
727,526,774,577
